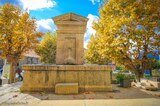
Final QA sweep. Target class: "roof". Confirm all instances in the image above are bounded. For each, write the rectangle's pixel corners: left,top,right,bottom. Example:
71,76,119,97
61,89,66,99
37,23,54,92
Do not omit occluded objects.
23,50,40,58
53,12,88,22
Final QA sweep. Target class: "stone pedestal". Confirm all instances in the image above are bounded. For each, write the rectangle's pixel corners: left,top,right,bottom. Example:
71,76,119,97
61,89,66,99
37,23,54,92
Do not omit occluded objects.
20,65,112,92
53,13,88,65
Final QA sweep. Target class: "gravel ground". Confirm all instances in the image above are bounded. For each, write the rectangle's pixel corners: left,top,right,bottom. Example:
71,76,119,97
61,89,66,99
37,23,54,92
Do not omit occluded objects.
0,82,160,106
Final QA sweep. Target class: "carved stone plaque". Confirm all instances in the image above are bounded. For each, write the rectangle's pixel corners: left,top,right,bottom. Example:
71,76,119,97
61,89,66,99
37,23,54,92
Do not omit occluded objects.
64,37,76,64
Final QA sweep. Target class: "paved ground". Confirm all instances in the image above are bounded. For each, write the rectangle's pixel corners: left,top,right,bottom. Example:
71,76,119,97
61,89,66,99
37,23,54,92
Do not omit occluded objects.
32,99,160,106
0,82,160,106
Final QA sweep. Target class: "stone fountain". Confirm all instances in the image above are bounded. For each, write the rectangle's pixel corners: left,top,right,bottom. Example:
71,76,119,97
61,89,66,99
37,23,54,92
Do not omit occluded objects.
20,13,112,94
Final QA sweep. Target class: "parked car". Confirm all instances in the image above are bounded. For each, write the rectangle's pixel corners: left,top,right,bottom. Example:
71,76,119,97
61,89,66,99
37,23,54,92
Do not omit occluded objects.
122,71,134,75
112,70,120,74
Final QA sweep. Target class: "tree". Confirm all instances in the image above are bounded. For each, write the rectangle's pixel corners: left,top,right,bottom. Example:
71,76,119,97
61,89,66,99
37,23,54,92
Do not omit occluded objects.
35,31,57,64
85,34,110,65
93,0,160,81
152,61,160,69
0,3,43,83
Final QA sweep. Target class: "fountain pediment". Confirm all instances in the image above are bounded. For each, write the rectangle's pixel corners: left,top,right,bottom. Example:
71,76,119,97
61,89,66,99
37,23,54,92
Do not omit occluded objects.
53,12,88,23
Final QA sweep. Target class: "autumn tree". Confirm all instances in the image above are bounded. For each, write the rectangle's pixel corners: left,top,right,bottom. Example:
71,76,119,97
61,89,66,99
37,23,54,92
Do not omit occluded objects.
85,35,109,64
94,0,160,81
0,3,43,83
36,31,57,64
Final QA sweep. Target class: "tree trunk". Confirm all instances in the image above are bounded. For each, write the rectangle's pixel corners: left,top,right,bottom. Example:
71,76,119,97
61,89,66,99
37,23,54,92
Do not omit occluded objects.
135,71,143,82
135,74,141,82
149,69,152,76
8,61,18,84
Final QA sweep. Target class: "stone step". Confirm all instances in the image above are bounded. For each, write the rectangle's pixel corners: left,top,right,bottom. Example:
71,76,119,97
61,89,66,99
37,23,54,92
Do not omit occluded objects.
55,83,78,94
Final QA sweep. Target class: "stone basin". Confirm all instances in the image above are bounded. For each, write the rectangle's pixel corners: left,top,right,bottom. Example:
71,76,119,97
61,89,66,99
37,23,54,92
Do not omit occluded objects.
20,64,112,92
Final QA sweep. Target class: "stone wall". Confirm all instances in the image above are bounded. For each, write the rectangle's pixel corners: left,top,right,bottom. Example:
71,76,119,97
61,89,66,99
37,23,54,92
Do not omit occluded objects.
21,65,112,92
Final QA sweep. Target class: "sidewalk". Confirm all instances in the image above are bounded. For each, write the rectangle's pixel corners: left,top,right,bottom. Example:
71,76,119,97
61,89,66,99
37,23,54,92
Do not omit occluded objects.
30,98,160,106
0,82,160,106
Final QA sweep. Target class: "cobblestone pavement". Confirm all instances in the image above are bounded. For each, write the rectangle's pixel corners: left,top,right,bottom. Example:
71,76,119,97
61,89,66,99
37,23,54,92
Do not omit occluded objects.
0,82,160,106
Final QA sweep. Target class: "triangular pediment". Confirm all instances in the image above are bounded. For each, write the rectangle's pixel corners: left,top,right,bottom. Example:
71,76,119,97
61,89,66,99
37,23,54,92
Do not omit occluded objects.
53,13,88,22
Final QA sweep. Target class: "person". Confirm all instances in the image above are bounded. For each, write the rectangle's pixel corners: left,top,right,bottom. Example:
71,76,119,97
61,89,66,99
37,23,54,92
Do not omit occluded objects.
17,68,23,81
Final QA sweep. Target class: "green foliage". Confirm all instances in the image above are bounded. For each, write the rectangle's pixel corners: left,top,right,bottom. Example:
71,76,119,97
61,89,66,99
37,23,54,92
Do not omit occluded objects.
152,61,160,69
36,31,57,64
116,73,125,82
152,69,160,77
116,66,123,70
4,73,8,78
85,35,110,65
116,73,135,83
94,0,160,81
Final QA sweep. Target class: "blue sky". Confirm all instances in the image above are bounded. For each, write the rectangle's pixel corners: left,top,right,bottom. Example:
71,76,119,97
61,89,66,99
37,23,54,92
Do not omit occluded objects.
0,0,102,48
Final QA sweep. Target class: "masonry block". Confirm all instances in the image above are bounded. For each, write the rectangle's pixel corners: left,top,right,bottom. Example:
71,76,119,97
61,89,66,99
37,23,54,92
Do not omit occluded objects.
55,83,78,94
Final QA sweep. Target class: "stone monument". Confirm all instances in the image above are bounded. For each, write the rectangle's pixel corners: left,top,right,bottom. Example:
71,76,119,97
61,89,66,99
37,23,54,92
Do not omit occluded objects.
20,13,112,94
54,13,87,65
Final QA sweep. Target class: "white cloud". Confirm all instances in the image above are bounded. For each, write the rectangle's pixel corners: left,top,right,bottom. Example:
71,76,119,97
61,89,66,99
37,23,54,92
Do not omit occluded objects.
84,14,99,48
89,0,100,5
85,14,99,37
36,19,56,32
84,39,90,49
20,0,56,10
